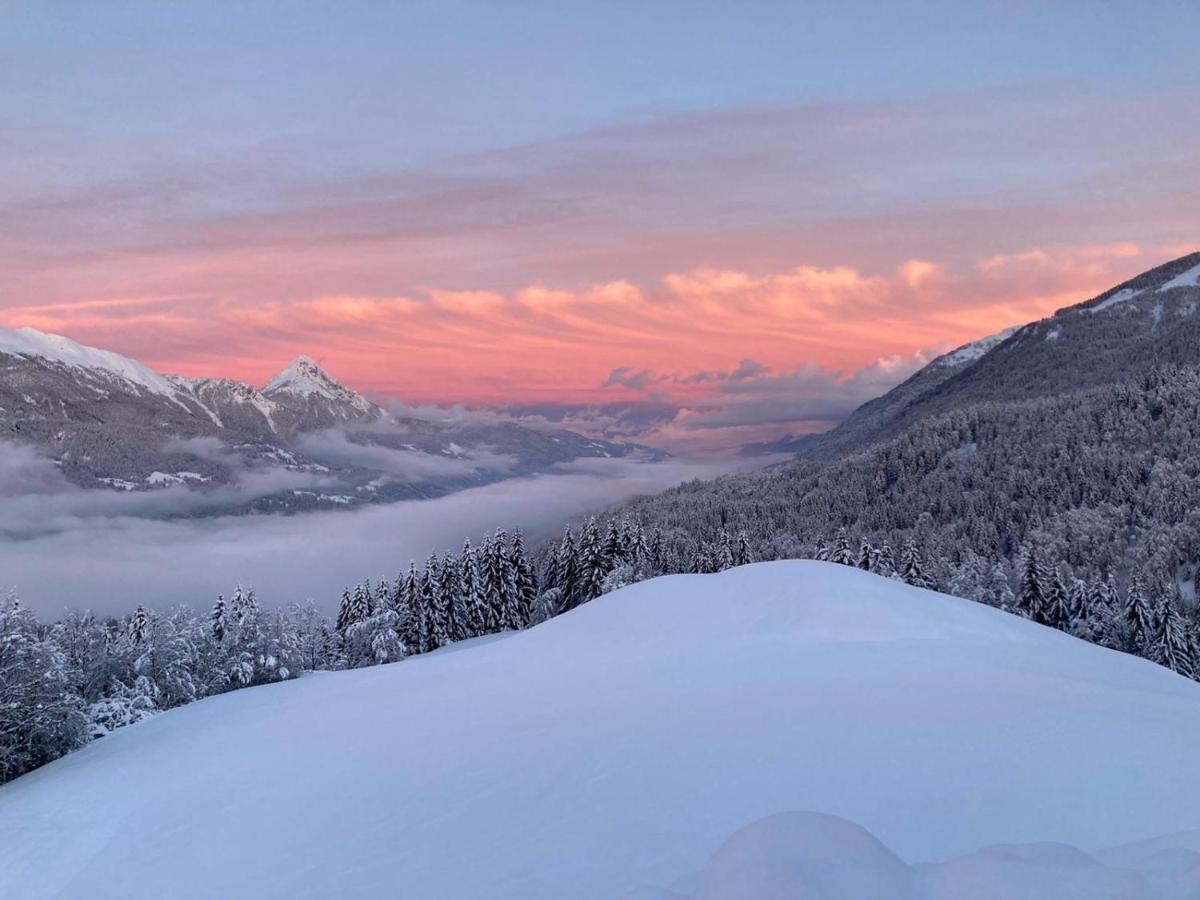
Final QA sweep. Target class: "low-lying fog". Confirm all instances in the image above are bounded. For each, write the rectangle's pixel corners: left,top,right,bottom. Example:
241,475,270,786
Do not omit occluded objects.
1,448,767,617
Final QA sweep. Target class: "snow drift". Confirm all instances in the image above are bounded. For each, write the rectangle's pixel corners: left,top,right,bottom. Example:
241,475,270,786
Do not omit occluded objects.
3,561,1200,899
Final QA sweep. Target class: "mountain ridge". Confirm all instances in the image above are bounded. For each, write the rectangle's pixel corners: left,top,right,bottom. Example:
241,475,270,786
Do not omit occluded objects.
0,326,660,514
748,250,1200,459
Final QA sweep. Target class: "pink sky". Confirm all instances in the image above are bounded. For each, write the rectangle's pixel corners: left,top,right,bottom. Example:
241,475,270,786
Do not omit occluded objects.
3,239,1192,454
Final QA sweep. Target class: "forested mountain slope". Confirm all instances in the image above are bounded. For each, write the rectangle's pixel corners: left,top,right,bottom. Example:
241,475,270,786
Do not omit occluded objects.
779,251,1200,459
609,254,1200,655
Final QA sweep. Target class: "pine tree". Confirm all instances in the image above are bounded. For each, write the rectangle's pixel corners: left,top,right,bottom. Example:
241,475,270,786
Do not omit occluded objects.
481,534,508,632
1044,569,1072,631
398,562,420,652
875,541,897,578
508,531,537,629
602,520,624,567
349,583,371,628
1124,575,1153,652
1067,578,1093,639
830,527,854,566
578,518,608,602
813,535,830,562
647,528,666,573
128,606,149,647
459,540,487,638
416,560,437,654
733,530,753,567
335,589,353,633
554,528,581,612
1016,548,1047,622
1152,593,1196,679
900,538,931,589
856,539,873,571
210,595,227,643
429,554,453,650
716,529,736,571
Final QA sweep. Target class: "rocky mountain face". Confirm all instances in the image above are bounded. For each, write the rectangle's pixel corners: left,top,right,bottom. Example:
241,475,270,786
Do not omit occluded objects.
0,328,659,513
750,252,1200,458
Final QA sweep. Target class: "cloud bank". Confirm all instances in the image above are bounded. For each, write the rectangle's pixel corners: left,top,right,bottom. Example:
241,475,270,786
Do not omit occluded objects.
0,444,761,617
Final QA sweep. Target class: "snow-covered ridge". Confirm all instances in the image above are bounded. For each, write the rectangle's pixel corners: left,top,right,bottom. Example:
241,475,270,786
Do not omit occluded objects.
1087,286,1142,313
263,355,374,414
0,325,373,426
1159,260,1200,293
0,325,182,399
3,562,1199,899
933,325,1020,368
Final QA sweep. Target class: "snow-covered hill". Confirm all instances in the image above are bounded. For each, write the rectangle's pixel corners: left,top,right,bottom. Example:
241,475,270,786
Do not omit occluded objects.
3,562,1200,899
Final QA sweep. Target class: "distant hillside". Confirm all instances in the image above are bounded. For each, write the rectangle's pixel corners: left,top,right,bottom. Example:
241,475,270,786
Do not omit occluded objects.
617,252,1200,610
749,252,1200,459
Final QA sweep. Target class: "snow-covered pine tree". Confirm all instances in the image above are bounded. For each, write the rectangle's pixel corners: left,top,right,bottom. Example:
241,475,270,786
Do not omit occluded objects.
1015,548,1047,621
646,528,666,573
1124,575,1153,653
830,527,854,566
432,553,458,648
856,539,874,571
349,582,371,628
459,540,487,638
1045,569,1072,631
230,585,257,626
128,606,149,647
554,527,581,612
602,520,624,568
734,530,754,567
811,534,828,562
875,540,897,578
716,529,736,571
900,538,931,589
210,595,227,643
398,562,420,652
1147,587,1195,679
1067,578,1094,639
335,588,354,633
373,579,390,618
418,555,439,653
508,531,537,629
578,517,608,602
985,560,1014,610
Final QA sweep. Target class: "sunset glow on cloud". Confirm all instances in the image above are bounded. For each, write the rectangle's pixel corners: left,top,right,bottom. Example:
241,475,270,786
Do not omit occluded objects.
2,3,1197,452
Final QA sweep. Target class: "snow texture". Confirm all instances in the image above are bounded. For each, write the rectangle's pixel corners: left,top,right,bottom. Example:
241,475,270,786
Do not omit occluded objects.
934,325,1020,367
0,325,180,398
1087,287,1141,313
263,355,373,413
1158,261,1200,292
629,810,1200,899
3,561,1200,899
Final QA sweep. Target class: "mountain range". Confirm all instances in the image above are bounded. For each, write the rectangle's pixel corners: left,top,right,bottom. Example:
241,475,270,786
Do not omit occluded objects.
0,328,660,514
748,251,1200,457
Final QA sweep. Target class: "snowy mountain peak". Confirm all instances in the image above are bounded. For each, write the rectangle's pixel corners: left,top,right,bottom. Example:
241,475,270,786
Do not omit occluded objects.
263,356,377,418
0,325,181,399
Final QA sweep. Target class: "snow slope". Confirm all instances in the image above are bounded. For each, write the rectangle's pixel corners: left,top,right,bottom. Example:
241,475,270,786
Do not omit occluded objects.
0,325,181,398
3,562,1200,899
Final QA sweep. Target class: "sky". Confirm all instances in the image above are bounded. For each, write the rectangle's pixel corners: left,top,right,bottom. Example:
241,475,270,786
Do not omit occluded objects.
2,1,1199,452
